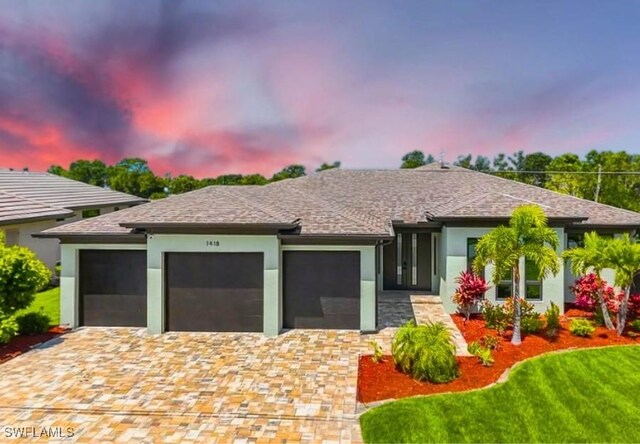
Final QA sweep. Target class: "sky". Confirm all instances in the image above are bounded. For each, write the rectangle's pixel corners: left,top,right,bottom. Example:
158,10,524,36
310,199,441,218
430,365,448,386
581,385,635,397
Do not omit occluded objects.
1,0,640,178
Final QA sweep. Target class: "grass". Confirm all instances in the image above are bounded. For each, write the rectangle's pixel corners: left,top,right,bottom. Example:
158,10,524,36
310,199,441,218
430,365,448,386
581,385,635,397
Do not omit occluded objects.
15,286,60,326
360,346,640,443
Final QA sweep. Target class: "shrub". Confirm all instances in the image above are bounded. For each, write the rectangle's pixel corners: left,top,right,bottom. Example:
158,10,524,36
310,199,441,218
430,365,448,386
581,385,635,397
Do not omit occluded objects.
521,312,544,334
545,302,560,338
391,321,459,383
452,271,489,322
16,311,50,335
630,319,640,333
369,340,384,363
570,318,596,337
482,300,509,334
467,341,494,367
0,314,18,345
479,334,501,350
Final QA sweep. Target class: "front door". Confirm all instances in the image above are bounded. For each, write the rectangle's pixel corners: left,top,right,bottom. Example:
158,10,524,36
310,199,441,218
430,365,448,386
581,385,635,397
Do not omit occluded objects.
383,232,431,291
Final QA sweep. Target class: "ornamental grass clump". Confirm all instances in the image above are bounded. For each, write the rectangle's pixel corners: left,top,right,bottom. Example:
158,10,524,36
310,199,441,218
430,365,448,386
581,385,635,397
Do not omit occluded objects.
545,302,561,339
391,321,459,383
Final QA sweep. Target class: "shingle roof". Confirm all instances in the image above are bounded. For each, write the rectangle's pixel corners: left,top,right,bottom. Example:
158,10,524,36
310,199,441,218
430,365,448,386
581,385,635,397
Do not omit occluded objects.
0,191,73,225
40,163,640,238
0,170,147,210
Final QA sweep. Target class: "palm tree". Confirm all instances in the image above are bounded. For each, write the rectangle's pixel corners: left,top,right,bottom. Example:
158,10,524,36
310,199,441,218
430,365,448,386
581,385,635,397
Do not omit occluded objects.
473,205,560,345
604,234,640,335
563,232,615,330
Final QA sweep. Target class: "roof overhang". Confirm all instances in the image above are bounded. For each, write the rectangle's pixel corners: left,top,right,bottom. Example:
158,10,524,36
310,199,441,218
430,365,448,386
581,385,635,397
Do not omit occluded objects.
65,199,148,210
430,216,588,227
0,212,75,227
120,222,300,235
32,232,146,244
279,233,394,245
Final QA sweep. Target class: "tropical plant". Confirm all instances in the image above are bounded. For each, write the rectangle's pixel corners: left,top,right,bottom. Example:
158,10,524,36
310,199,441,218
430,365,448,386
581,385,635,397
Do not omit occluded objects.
467,341,494,367
570,318,596,337
521,313,544,334
565,232,640,335
452,271,489,322
481,300,509,334
391,321,459,383
545,302,560,338
0,313,18,344
474,205,560,345
369,340,384,364
630,319,640,333
564,235,617,330
479,334,501,351
16,310,51,335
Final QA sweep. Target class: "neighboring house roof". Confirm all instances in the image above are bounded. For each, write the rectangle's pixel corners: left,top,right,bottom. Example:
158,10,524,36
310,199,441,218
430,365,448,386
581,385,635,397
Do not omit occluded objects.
0,191,73,225
39,163,640,238
0,169,146,226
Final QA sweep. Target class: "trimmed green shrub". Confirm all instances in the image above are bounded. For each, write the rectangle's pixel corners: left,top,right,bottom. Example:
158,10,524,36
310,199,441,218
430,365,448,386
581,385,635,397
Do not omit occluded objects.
570,318,596,337
479,334,501,350
545,302,560,338
16,311,50,335
482,300,509,334
630,319,640,333
521,312,544,334
0,314,18,344
468,341,494,367
392,321,459,383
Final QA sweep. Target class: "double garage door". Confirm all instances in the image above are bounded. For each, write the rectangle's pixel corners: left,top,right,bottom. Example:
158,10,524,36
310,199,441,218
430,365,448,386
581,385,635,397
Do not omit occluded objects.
79,250,361,331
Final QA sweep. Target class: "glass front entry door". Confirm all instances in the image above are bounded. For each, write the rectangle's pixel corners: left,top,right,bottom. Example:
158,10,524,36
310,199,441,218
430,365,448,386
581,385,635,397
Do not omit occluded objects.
383,232,431,291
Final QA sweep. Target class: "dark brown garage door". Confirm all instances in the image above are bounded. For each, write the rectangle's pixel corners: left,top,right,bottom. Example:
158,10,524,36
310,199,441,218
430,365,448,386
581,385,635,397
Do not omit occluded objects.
79,250,147,327
165,252,264,332
283,251,360,329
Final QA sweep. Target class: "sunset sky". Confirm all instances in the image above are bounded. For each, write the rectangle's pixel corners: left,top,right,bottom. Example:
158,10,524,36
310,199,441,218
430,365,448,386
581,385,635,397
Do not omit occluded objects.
1,1,640,177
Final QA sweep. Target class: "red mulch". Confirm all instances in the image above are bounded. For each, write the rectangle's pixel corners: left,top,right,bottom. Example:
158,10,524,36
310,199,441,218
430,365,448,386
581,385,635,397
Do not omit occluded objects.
358,314,638,403
0,326,67,364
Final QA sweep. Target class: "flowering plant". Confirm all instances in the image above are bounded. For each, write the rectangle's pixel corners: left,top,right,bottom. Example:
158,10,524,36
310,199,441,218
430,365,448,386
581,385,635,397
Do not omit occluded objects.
453,271,489,322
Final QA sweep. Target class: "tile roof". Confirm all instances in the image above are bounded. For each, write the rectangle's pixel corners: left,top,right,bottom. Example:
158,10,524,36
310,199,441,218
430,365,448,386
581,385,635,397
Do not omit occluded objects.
0,170,147,210
41,163,640,237
0,191,73,225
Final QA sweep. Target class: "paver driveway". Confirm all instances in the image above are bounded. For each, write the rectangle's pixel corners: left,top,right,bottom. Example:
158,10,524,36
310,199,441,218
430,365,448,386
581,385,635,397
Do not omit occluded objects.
0,328,378,443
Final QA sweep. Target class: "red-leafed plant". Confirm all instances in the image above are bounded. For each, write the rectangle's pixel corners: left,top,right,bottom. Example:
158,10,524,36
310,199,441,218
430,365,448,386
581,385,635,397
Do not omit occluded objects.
452,271,489,322
571,273,615,311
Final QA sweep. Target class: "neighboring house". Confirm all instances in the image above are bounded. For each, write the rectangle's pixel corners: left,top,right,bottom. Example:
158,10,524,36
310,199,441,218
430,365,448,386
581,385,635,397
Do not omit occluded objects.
0,169,146,272
37,163,640,335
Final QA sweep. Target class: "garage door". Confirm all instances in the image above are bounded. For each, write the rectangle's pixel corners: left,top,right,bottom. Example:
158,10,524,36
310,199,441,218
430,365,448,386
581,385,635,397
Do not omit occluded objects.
283,251,360,329
165,252,264,332
79,250,147,327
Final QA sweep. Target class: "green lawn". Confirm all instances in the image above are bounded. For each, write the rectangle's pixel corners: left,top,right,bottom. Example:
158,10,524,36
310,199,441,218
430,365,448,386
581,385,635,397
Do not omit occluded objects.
361,346,640,443
15,286,60,326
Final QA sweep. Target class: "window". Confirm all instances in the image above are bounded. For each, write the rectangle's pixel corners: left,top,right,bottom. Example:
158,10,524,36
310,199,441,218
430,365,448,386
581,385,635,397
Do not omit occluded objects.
82,209,100,219
525,259,542,300
466,238,483,277
496,270,513,300
567,233,584,249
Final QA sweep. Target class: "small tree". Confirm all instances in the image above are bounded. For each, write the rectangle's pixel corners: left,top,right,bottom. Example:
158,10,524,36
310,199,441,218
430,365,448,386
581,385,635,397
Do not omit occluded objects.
452,271,489,323
564,232,616,330
473,205,560,345
605,234,640,335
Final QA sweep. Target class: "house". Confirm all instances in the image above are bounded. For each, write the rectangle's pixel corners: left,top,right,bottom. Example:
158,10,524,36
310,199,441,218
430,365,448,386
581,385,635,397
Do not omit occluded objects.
36,163,640,335
0,169,146,272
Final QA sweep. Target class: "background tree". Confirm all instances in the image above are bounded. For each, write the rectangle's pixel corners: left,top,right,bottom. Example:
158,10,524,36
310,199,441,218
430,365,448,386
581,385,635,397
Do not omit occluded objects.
47,165,69,177
563,232,615,330
67,160,109,187
400,150,434,169
316,161,341,172
108,158,165,198
473,205,560,345
521,152,552,187
270,164,306,181
168,175,202,195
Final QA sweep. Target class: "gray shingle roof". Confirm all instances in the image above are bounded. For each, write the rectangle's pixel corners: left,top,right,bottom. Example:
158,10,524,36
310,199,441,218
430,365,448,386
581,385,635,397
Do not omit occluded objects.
0,170,147,210
40,164,640,237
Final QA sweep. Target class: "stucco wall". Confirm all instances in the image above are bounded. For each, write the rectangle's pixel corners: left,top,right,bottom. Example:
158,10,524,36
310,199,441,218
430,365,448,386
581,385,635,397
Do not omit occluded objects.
3,220,60,271
440,226,566,314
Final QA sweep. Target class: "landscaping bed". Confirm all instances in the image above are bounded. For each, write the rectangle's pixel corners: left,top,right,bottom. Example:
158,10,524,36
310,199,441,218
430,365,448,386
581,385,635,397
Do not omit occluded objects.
0,326,67,365
358,314,637,403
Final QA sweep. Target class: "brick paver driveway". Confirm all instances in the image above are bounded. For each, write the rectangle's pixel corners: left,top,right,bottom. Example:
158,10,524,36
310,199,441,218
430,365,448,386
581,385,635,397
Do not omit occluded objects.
0,328,379,443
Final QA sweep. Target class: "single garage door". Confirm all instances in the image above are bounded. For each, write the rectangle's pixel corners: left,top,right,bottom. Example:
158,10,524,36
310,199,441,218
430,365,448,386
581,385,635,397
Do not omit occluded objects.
79,250,147,327
283,251,360,329
165,252,264,332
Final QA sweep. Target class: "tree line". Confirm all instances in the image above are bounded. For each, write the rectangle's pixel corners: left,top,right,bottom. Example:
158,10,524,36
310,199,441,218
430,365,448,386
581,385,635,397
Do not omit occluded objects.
47,150,640,212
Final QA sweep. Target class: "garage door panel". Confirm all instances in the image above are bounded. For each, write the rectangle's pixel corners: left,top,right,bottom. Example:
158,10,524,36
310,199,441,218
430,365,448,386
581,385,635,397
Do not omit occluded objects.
283,251,360,330
79,250,147,327
165,252,264,332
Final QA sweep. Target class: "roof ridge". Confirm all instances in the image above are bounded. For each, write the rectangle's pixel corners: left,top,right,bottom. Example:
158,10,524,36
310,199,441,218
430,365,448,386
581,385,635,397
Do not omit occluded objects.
225,187,298,223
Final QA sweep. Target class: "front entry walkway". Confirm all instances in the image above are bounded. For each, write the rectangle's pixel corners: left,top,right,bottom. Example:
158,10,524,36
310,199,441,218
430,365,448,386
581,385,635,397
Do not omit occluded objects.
377,291,470,356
